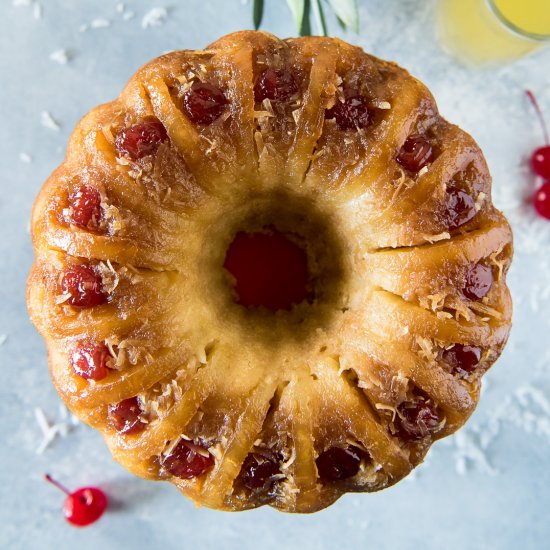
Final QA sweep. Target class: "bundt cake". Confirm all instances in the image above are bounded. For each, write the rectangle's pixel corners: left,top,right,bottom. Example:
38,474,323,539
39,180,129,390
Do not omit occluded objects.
27,31,513,513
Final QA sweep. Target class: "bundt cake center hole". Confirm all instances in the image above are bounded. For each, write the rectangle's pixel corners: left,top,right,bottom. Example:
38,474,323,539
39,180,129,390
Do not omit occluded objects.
223,228,309,311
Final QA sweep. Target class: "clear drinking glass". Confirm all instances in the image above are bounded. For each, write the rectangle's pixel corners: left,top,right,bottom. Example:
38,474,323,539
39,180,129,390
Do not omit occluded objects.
437,0,550,65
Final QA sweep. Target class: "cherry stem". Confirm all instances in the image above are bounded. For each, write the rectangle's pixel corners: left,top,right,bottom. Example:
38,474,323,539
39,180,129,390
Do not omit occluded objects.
526,90,549,145
45,473,71,496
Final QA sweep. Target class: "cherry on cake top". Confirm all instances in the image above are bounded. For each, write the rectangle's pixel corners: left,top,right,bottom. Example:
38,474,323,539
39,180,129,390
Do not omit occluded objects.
325,89,372,130
115,119,168,160
71,341,112,381
462,263,493,301
444,186,477,230
241,451,281,491
254,68,298,103
68,185,102,230
397,136,434,173
183,81,228,125
108,397,146,435
396,397,441,441
316,445,369,483
61,265,107,308
162,439,215,479
442,344,482,378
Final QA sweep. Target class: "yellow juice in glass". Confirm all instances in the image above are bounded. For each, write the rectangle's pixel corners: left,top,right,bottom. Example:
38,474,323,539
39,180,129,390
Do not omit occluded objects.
438,0,550,65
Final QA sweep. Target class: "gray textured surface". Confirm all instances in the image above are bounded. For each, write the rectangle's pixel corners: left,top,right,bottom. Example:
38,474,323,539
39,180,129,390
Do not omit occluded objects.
1,1,550,549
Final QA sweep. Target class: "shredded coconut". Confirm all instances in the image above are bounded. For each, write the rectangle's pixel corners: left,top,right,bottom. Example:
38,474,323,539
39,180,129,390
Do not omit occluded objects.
421,231,451,243
372,100,391,109
415,336,437,363
90,18,111,29
142,7,168,29
162,435,183,457
445,384,550,476
475,191,486,212
34,404,80,454
49,49,71,65
0,334,7,346
451,430,497,476
375,402,397,422
40,111,60,131
280,444,296,470
19,152,32,163
417,165,429,177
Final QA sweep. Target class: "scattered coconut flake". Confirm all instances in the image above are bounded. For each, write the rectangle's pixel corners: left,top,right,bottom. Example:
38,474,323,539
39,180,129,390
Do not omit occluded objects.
372,100,391,109
19,152,32,163
449,383,550,477
35,407,50,436
281,445,296,470
41,111,60,131
162,435,182,457
33,2,42,18
374,402,397,422
0,334,7,346
475,191,486,212
90,18,111,29
122,10,135,21
116,2,125,13
49,48,71,65
208,442,224,461
79,23,89,32
421,231,451,243
418,165,429,177
451,430,497,476
35,404,80,454
142,7,168,29
13,0,33,7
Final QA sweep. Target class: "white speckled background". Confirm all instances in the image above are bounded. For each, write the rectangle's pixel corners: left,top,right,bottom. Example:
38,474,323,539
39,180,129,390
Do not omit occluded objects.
2,1,550,548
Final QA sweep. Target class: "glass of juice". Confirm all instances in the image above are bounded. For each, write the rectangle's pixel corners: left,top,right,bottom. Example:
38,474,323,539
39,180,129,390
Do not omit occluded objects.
437,0,550,65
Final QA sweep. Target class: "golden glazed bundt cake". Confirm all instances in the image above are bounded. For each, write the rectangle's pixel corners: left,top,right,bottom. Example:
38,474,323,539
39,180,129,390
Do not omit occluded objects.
27,31,513,513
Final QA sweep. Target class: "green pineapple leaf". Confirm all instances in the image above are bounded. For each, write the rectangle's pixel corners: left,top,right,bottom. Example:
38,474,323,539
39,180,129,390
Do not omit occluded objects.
312,0,328,36
325,0,359,33
252,0,264,30
252,0,359,36
287,0,312,36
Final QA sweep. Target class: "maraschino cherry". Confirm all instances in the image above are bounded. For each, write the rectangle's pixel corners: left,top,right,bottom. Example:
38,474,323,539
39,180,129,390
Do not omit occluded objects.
68,185,102,230
61,265,106,308
162,440,214,479
45,474,108,527
395,397,440,441
241,451,281,491
316,446,369,483
183,82,228,125
115,119,168,160
526,90,550,219
254,68,298,103
534,182,550,219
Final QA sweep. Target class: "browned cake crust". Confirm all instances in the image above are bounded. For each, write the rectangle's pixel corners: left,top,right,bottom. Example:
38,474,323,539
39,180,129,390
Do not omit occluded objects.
27,31,513,513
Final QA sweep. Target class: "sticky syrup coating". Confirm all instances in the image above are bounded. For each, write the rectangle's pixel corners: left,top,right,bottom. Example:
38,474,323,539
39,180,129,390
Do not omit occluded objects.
27,31,513,513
